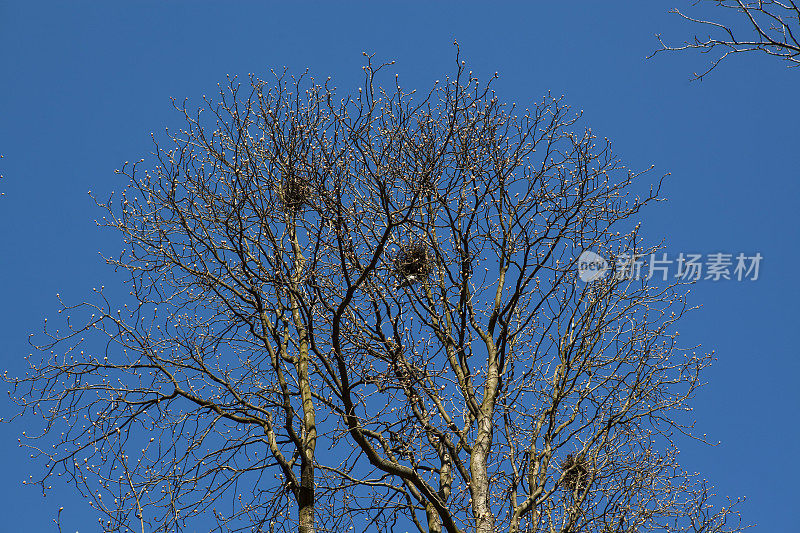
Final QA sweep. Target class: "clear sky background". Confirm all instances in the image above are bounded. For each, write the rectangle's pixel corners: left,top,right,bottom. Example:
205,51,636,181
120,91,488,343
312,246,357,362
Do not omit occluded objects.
1,2,797,531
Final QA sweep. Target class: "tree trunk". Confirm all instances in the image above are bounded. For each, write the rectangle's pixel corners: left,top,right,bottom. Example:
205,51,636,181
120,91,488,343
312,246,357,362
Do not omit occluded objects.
298,458,315,533
426,502,443,533
471,414,495,533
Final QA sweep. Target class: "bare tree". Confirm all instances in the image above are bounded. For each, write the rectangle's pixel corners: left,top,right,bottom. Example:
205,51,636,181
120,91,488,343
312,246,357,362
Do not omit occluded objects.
7,69,354,533
654,1,800,79
7,50,746,533
298,54,748,533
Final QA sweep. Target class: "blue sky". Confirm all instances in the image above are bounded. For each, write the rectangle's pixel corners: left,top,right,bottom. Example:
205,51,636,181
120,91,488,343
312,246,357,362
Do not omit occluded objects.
1,1,797,531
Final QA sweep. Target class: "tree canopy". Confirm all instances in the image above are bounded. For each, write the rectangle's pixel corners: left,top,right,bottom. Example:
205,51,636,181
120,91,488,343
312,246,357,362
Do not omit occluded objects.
7,52,746,533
